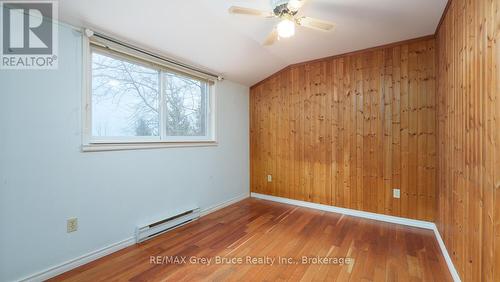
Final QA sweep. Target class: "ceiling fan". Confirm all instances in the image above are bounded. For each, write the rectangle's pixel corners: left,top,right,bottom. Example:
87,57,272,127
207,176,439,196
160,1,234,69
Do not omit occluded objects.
228,0,335,45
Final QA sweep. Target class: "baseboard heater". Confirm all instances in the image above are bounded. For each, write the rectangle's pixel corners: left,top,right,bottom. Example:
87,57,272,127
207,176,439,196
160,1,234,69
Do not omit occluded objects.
135,207,200,243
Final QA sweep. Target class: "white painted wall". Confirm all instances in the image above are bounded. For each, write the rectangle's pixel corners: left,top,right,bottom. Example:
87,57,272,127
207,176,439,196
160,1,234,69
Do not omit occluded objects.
0,24,249,282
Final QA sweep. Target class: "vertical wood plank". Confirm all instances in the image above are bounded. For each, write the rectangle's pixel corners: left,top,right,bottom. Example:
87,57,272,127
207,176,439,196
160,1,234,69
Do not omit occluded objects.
249,37,437,222
435,0,499,281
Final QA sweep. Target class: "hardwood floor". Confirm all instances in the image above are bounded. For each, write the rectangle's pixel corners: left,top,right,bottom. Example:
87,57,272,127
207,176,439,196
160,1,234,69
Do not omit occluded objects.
50,198,452,281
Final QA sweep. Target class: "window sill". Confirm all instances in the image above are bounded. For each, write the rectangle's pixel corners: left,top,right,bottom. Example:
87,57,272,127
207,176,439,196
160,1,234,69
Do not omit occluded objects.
81,141,218,152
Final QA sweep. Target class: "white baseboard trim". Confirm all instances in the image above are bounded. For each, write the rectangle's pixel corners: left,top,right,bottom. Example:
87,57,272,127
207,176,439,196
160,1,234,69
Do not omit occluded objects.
17,193,250,282
19,236,136,282
251,192,461,282
200,192,250,217
251,192,434,229
432,226,461,282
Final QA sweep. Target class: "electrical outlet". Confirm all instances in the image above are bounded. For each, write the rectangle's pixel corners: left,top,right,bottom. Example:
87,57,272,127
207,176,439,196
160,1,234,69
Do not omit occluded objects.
267,175,272,182
67,217,78,233
393,188,401,199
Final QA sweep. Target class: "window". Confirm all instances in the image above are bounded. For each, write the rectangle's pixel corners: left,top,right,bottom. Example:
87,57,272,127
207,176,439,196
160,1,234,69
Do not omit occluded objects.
163,71,210,140
83,43,215,150
91,51,160,139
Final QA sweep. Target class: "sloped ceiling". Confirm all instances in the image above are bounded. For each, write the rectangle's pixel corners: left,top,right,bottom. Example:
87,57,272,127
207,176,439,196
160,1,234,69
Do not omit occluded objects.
58,0,448,86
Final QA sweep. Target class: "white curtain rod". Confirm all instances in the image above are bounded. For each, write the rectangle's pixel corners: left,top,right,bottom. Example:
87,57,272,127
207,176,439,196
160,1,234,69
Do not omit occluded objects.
84,28,223,81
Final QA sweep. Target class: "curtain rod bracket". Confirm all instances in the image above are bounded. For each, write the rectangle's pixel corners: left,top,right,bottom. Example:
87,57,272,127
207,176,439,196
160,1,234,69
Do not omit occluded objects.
84,28,94,38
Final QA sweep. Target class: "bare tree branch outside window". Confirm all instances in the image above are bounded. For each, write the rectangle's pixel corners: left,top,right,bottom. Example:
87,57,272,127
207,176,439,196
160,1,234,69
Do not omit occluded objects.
92,52,159,137
164,72,208,136
91,51,209,139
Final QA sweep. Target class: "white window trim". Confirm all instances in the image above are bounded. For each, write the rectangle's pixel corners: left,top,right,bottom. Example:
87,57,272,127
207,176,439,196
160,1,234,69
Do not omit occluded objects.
81,36,218,152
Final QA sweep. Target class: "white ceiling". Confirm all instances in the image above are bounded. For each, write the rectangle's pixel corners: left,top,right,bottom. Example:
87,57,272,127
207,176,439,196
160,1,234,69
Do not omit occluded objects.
58,0,447,86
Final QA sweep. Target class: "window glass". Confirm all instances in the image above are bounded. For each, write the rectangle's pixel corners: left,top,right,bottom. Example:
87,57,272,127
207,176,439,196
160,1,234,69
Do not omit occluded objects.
163,72,209,137
91,52,160,137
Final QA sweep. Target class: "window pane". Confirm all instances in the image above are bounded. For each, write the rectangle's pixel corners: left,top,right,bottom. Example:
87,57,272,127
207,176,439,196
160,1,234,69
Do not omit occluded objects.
163,72,208,137
91,51,160,137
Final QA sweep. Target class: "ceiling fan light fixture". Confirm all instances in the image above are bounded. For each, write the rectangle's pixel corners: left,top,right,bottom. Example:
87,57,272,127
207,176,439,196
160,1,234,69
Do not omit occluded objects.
277,19,295,38
228,1,335,46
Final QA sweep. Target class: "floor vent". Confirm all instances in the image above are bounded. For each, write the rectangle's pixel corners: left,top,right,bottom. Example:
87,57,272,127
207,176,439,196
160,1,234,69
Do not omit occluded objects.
135,208,200,243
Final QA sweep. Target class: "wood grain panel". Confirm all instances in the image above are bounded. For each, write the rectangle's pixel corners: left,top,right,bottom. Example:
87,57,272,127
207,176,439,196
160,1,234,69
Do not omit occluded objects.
435,0,500,281
250,38,437,221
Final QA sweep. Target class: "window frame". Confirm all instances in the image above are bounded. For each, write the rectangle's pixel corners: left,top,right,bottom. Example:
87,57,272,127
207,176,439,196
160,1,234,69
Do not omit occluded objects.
82,36,217,152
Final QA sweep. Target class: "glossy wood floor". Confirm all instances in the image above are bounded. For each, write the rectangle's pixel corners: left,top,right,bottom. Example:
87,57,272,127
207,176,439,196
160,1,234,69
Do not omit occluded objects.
50,198,452,281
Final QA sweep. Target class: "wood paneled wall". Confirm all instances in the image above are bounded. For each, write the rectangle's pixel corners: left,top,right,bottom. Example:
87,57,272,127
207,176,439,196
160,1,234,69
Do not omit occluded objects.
435,0,500,281
250,37,437,221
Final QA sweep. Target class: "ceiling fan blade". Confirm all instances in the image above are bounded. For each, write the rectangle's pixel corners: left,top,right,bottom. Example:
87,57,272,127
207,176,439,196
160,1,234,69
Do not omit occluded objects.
263,29,279,46
287,0,309,12
228,6,273,17
296,17,335,31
